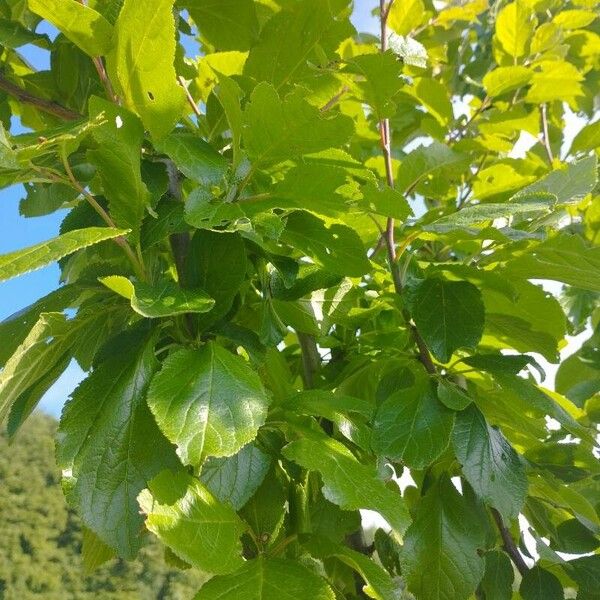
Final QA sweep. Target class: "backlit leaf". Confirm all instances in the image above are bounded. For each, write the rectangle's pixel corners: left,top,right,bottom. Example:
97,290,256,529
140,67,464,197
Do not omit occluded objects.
110,0,185,138
29,0,113,56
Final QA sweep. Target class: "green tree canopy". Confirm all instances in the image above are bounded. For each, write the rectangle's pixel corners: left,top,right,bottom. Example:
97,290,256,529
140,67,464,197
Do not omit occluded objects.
0,0,599,598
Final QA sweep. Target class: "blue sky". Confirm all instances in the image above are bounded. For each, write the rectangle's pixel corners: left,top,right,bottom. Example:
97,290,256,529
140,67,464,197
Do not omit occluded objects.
0,6,378,417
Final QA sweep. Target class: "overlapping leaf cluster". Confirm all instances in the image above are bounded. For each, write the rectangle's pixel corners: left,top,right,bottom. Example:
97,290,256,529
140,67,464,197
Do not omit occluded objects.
0,0,599,598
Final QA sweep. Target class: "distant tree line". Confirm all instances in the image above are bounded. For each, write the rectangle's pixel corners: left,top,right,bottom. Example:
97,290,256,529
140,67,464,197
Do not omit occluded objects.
0,412,204,600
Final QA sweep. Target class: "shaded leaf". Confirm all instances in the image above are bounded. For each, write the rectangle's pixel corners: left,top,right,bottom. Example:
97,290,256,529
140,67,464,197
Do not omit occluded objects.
372,381,454,468
519,566,564,600
409,278,484,363
199,443,271,510
453,404,527,520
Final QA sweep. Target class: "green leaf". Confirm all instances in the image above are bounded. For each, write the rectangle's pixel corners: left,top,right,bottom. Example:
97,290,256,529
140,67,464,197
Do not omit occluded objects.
570,120,600,154
388,0,426,36
195,557,335,600
88,97,150,242
110,0,185,138
401,476,486,600
281,211,370,277
184,230,247,328
184,187,244,229
155,132,228,186
555,519,600,554
147,343,270,465
6,353,70,438
345,52,403,119
99,275,214,318
81,527,116,573
242,83,354,166
483,66,532,97
29,0,113,56
453,404,527,520
0,284,82,366
0,17,50,49
512,155,597,205
283,390,373,450
395,142,465,195
372,380,455,468
495,1,536,58
186,0,258,51
405,77,453,126
553,9,597,29
0,227,128,283
240,467,287,547
567,555,600,596
214,75,244,167
282,428,411,538
358,182,412,220
305,536,398,600
437,380,472,411
506,235,600,292
199,443,271,510
525,60,584,105
241,164,349,218
388,32,428,68
480,550,514,600
19,181,79,217
519,566,564,600
57,328,180,558
492,373,591,443
243,0,352,90
426,196,555,231
409,278,485,363
139,470,246,575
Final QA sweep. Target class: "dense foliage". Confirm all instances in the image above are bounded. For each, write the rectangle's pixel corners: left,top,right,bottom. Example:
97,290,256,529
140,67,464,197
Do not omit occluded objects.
0,0,599,598
0,412,205,599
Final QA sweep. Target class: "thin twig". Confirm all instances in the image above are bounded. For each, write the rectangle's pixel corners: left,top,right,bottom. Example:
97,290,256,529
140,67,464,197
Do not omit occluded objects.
378,0,436,375
0,73,80,121
178,76,202,118
491,509,529,577
539,103,554,165
93,56,117,102
76,0,117,101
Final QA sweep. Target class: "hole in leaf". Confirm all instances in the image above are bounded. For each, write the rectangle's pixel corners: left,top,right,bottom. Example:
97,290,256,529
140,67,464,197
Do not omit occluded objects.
147,91,155,100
